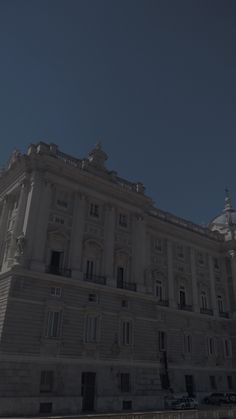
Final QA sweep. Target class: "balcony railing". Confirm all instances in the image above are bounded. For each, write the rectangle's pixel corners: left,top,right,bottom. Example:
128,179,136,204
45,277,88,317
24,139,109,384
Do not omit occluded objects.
178,304,193,312
157,299,169,307
117,279,137,292
46,266,72,277
200,307,213,316
219,311,229,318
84,274,107,285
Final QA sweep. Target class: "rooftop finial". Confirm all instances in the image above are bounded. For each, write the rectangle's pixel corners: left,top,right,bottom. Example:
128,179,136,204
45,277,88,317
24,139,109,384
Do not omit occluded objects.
224,187,233,212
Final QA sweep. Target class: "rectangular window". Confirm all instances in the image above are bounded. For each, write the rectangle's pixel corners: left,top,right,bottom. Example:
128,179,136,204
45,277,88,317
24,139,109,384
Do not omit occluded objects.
54,216,65,225
160,373,169,389
45,311,62,338
217,296,224,313
86,260,94,279
227,376,233,390
198,252,205,265
119,214,127,228
40,370,54,393
88,293,97,303
176,244,184,259
185,375,195,397
209,376,217,390
179,289,186,306
117,266,124,288
184,335,192,353
214,258,220,270
121,320,132,345
155,281,163,300
90,203,99,218
224,338,232,358
208,337,214,356
120,373,130,392
85,315,99,343
50,287,62,297
154,238,162,252
56,199,68,209
159,331,166,351
122,401,132,410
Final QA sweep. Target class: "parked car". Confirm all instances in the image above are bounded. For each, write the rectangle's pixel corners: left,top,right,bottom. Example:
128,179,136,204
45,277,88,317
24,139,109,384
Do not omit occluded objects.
171,397,198,410
226,393,236,403
203,392,230,405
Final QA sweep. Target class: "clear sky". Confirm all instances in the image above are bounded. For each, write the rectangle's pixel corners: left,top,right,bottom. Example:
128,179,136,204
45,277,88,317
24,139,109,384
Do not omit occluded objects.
0,0,236,225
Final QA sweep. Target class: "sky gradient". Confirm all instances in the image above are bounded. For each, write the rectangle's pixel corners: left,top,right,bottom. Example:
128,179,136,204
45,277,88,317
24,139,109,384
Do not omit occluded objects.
0,0,236,225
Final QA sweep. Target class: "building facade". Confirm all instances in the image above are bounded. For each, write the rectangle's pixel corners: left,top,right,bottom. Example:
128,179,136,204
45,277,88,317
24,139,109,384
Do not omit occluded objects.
0,142,236,415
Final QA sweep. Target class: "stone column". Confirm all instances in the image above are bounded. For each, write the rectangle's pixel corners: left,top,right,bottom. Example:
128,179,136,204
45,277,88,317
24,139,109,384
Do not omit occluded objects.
167,240,176,308
70,193,86,279
228,250,236,313
209,255,218,316
30,180,52,271
0,196,10,267
133,215,146,292
190,248,200,312
103,204,115,286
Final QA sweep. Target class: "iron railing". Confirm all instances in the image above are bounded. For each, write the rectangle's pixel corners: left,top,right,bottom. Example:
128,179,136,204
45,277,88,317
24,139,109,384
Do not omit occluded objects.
178,303,193,312
84,274,107,285
117,279,137,292
200,307,213,315
46,266,72,277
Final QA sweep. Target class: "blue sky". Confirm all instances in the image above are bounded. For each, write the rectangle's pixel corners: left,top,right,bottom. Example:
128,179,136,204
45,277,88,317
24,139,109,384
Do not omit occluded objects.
0,0,236,225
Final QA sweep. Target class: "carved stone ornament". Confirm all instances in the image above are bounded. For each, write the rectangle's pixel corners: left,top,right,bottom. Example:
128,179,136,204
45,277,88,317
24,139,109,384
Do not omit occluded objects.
15,233,26,256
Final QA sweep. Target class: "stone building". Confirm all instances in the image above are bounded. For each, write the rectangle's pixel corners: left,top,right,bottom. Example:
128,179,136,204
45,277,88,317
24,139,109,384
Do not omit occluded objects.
0,141,236,415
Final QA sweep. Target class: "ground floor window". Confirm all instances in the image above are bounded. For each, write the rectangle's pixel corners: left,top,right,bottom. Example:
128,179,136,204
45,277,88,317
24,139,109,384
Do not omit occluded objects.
120,373,131,392
40,370,54,393
209,375,217,390
185,374,195,397
227,375,233,390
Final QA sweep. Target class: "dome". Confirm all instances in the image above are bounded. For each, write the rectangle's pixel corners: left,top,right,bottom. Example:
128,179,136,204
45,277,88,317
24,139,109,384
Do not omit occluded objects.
209,189,236,234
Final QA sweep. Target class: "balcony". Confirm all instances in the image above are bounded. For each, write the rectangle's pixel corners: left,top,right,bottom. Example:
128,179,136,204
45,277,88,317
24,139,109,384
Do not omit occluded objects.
178,303,193,312
157,299,169,307
117,279,137,292
219,311,229,318
84,274,107,285
200,307,213,316
46,266,72,277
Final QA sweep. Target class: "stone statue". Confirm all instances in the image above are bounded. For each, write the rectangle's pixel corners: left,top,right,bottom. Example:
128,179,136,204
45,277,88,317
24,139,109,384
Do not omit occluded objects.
15,233,26,256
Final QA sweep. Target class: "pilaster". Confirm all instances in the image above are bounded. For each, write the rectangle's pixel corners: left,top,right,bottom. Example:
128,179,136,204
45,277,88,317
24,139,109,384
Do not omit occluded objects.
167,240,176,308
228,250,236,313
103,204,115,286
209,255,218,316
21,172,45,268
190,248,200,312
133,214,146,291
30,179,52,271
70,193,86,279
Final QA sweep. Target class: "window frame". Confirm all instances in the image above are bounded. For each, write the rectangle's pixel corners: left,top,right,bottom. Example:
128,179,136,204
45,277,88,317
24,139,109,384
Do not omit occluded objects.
120,319,133,346
85,313,100,343
45,310,62,339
